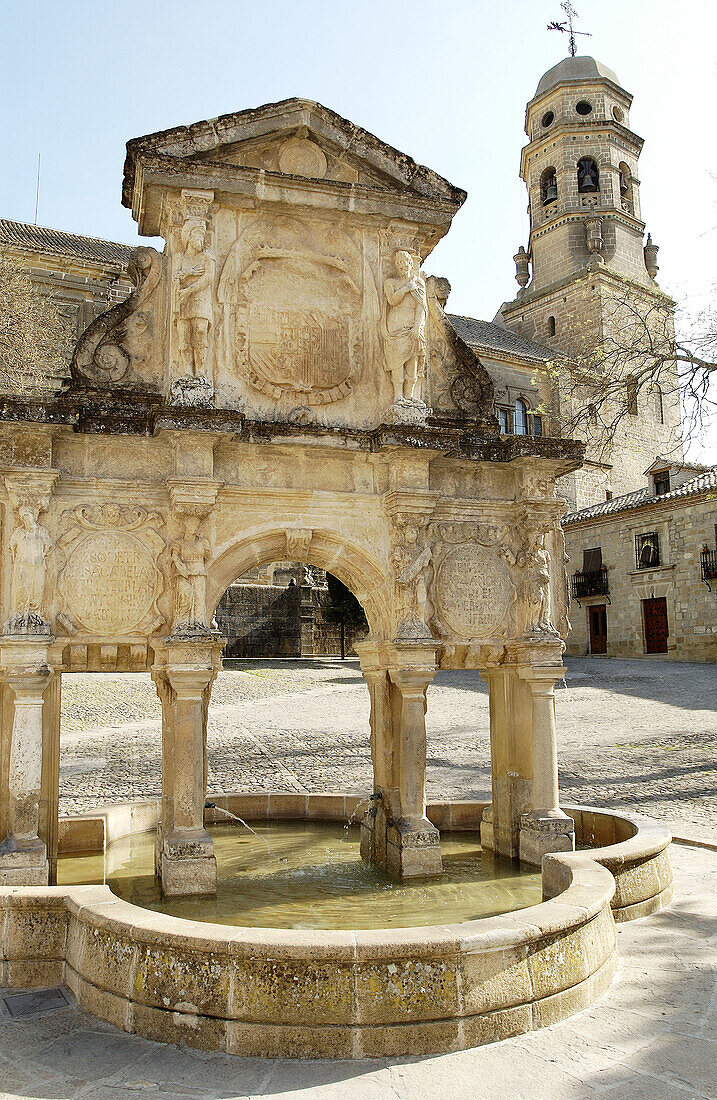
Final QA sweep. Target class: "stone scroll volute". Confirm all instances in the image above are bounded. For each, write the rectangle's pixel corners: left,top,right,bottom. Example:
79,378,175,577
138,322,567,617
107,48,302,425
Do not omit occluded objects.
56,505,166,638
71,246,164,388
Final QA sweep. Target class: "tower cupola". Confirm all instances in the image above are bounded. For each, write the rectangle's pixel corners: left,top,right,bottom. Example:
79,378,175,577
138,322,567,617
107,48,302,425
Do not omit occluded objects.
515,55,654,295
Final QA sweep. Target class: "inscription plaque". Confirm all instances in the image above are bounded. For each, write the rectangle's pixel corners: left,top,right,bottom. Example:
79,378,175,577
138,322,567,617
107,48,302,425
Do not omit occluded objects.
435,544,512,637
61,531,159,635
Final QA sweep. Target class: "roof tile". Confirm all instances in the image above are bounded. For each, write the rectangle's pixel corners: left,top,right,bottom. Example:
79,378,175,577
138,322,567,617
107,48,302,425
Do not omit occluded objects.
0,219,133,268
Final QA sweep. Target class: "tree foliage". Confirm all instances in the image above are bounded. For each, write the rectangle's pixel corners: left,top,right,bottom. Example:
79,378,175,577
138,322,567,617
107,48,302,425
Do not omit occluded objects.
533,277,716,458
324,572,368,631
0,254,71,395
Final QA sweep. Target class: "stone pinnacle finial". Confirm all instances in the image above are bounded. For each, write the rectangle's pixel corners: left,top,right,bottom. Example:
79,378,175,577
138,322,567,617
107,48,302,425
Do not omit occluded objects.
514,245,530,290
644,233,659,280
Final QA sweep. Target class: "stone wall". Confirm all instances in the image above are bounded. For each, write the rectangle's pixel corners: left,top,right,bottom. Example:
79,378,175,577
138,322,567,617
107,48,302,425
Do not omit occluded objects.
564,491,717,662
215,569,368,659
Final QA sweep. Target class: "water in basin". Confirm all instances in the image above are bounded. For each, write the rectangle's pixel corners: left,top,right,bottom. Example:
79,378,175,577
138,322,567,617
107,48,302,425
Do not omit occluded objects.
57,821,541,930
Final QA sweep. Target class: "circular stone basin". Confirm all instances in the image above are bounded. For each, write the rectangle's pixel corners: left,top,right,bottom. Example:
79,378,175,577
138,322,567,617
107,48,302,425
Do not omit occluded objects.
57,821,542,929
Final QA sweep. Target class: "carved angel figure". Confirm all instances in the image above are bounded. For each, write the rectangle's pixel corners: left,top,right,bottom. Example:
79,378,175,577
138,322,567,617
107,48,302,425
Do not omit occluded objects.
9,504,51,621
175,220,215,378
391,517,433,636
171,513,210,631
383,251,428,404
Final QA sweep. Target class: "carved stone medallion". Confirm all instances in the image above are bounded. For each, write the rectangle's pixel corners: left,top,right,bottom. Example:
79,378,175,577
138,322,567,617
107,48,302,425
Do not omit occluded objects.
61,532,159,634
57,506,165,637
277,138,328,179
434,543,513,638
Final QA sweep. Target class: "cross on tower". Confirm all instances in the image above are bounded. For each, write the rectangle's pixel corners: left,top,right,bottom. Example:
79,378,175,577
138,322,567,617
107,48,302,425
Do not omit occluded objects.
547,1,592,57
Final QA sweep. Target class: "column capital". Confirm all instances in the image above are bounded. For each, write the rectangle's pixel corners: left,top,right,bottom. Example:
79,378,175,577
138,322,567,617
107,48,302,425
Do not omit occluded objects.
384,639,439,674
504,639,565,668
0,637,55,680
153,634,225,672
165,666,216,698
388,665,437,696
517,665,567,694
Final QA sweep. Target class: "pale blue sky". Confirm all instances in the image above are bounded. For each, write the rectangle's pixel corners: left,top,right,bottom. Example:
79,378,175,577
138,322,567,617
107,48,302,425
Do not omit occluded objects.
3,0,716,458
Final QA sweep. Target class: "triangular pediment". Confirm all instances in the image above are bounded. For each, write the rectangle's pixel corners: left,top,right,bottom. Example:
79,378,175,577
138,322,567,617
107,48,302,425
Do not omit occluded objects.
123,98,465,208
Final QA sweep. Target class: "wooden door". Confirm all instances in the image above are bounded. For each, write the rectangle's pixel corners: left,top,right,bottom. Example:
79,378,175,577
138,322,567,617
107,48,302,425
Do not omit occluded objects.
642,597,669,653
588,604,607,654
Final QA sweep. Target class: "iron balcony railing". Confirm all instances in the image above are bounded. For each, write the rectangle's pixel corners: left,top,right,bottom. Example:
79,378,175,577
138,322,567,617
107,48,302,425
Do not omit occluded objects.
571,567,610,600
701,548,717,583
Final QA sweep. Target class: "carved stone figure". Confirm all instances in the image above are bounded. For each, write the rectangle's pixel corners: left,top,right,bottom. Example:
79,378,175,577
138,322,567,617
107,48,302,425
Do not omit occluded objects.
390,516,433,637
71,246,162,385
7,504,51,632
171,512,211,632
502,532,558,638
175,220,215,379
383,251,428,406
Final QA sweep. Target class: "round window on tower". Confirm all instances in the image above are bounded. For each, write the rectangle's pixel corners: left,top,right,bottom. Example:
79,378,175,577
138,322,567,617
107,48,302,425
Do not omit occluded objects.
575,101,593,116
541,110,554,128
612,105,624,123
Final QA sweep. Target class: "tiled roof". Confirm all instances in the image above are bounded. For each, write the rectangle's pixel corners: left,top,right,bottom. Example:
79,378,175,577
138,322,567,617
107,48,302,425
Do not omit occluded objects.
447,314,553,362
0,219,133,267
564,466,717,524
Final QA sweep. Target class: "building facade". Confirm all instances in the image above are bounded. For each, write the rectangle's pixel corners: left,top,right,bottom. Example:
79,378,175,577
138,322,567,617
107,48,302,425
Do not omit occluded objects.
563,463,717,662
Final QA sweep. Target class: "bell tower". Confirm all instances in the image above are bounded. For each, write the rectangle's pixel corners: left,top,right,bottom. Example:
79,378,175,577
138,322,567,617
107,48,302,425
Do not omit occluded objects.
502,56,683,506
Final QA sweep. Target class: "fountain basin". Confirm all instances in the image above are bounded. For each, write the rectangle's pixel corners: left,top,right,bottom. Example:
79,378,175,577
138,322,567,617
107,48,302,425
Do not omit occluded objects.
0,794,672,1058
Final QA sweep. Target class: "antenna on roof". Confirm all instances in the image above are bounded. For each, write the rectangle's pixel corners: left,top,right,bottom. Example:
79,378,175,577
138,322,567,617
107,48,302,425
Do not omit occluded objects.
34,154,41,226
547,1,591,57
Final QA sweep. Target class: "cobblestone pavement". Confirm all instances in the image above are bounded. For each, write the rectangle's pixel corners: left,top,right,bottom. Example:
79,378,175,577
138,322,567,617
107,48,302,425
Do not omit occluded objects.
59,657,717,842
1,841,715,1099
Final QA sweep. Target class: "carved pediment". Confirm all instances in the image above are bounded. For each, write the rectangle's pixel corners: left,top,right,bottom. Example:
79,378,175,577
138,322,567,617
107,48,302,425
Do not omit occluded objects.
122,99,466,216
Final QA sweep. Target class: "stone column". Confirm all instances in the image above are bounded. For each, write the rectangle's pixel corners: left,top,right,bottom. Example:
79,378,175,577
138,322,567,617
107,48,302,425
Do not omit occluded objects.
355,641,394,866
152,635,224,897
480,665,533,860
517,661,575,866
0,638,54,886
384,641,441,878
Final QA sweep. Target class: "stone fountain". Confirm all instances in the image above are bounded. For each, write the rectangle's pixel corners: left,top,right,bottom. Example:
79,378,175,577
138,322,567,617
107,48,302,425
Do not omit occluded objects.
0,98,672,1057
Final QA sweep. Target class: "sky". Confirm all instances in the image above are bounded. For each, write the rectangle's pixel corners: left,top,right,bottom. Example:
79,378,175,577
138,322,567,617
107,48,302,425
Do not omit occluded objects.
2,0,716,459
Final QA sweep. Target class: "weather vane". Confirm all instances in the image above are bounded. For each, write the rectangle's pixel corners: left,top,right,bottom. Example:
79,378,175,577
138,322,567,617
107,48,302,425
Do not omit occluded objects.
547,2,591,57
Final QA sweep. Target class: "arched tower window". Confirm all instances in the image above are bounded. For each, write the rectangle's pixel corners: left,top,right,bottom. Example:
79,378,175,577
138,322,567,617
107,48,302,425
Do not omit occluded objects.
540,167,558,206
514,398,529,435
618,162,634,209
577,157,600,194
547,315,556,336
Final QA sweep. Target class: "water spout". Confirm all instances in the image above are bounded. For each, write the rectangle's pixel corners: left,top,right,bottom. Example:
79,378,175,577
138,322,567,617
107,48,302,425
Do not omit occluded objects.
205,801,271,854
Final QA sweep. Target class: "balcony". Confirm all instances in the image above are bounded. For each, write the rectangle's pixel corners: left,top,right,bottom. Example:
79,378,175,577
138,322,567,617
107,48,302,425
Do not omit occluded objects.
571,567,610,600
701,549,717,586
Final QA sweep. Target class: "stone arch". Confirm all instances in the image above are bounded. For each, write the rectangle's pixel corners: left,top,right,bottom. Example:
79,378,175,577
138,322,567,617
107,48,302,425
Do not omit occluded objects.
206,524,390,638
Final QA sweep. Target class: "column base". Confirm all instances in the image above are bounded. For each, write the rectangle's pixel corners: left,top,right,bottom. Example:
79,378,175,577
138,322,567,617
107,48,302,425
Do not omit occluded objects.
361,801,442,878
0,836,49,886
386,817,442,878
519,812,575,867
158,828,217,897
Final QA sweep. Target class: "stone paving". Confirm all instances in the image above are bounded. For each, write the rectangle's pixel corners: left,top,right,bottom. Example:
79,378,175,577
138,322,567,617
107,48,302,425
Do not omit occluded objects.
0,841,715,1099
58,656,717,843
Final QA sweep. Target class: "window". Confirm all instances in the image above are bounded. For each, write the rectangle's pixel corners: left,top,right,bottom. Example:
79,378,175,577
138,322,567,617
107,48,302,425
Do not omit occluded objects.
531,413,543,437
605,490,613,501
613,105,624,123
575,101,593,116
583,547,602,573
547,315,556,336
653,385,664,424
626,379,638,415
653,470,670,496
587,403,599,425
541,110,554,127
540,167,558,206
498,408,511,434
577,157,599,194
635,532,660,570
514,399,529,435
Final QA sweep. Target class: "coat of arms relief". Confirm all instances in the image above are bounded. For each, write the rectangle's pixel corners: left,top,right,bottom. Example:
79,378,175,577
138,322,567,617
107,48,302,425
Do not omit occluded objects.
216,214,380,408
